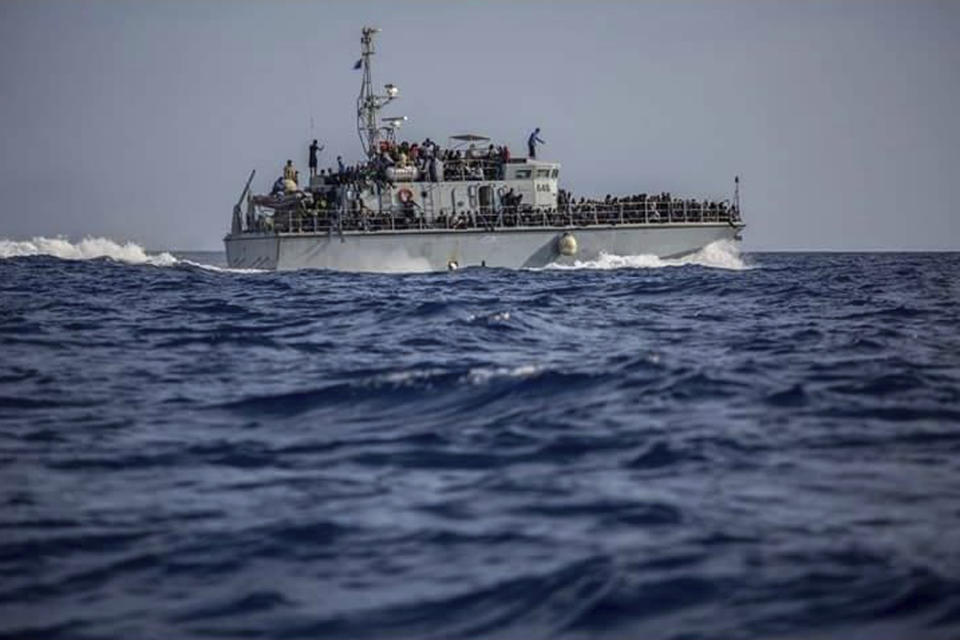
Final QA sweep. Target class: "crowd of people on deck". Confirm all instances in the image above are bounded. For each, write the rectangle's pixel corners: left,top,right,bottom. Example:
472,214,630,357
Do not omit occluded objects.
269,130,543,199
559,191,737,222
261,190,738,234
313,138,517,185
250,130,737,233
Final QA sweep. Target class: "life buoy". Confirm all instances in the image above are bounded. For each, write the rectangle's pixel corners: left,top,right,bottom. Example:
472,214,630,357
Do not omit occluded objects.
398,188,414,204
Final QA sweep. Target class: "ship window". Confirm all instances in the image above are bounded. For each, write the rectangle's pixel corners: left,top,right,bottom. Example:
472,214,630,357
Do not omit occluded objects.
514,169,532,179
551,169,559,178
536,169,550,178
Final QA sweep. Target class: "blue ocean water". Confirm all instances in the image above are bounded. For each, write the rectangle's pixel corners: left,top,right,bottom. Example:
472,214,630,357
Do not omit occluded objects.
1,240,959,639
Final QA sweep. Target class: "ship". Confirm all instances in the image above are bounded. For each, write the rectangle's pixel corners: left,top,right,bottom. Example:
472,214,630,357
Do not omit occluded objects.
224,27,745,272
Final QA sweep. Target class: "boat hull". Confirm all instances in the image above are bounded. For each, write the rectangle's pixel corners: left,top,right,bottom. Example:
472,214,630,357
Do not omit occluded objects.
223,223,743,272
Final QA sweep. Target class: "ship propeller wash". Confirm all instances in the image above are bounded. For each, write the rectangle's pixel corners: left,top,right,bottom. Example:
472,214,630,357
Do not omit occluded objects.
225,27,745,271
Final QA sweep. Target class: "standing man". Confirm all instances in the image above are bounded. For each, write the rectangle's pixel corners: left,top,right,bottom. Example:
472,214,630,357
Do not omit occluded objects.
308,139,324,177
527,127,545,159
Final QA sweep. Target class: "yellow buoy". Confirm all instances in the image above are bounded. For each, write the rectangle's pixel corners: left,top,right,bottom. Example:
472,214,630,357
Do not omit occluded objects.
557,232,578,256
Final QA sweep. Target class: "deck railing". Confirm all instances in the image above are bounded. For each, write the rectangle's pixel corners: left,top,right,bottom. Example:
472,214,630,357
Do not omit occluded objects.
245,201,741,235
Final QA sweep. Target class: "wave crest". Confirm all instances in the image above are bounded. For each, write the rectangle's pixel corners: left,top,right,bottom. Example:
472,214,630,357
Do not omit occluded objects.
0,236,268,273
546,239,749,271
0,236,177,266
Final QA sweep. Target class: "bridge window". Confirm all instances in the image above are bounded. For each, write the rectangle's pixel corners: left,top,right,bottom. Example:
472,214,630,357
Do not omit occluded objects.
514,169,532,179
536,169,550,178
551,169,559,178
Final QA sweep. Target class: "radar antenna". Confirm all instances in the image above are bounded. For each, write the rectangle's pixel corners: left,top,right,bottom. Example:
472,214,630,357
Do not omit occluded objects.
356,27,403,158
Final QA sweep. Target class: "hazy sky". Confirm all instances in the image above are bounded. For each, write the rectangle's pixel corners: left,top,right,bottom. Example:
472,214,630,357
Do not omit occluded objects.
1,0,958,251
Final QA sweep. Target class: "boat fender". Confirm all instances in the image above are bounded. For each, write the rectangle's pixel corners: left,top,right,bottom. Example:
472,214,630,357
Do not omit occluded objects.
447,260,459,271
557,232,578,256
398,188,414,204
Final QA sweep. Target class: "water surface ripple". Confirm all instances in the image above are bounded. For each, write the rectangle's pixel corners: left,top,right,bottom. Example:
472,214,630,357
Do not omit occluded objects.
1,245,959,639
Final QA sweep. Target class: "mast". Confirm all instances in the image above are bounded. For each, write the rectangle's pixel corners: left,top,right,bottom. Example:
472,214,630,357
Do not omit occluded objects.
734,175,741,216
356,27,401,159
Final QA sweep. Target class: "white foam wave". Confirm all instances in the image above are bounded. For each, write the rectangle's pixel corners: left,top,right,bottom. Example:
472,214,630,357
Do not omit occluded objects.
0,236,267,273
378,368,450,385
178,259,266,274
466,310,512,324
545,239,750,271
369,364,542,389
465,364,541,385
0,236,176,266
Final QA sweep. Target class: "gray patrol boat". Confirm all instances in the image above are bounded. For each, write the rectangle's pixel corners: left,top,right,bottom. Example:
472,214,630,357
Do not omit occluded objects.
225,27,744,272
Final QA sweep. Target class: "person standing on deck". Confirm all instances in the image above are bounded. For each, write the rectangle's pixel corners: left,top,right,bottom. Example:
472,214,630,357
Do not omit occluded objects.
527,128,545,159
308,140,324,177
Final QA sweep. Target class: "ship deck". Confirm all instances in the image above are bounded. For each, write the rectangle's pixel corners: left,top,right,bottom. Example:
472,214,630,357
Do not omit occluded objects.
238,202,743,237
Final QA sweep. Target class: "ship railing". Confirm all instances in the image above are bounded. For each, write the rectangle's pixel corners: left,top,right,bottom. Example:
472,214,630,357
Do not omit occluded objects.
257,202,740,235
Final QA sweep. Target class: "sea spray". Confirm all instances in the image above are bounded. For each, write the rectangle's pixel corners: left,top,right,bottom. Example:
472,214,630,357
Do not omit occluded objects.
0,236,176,266
0,236,267,273
543,239,750,271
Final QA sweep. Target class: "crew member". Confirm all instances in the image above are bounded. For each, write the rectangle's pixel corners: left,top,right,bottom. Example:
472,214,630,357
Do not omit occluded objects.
308,140,324,177
283,159,296,181
527,128,545,159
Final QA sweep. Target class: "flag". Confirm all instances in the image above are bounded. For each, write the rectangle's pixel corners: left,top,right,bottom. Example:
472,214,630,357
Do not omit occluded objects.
353,59,363,70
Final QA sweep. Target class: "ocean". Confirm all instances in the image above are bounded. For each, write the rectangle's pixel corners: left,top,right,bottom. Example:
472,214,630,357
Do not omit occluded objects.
1,238,958,639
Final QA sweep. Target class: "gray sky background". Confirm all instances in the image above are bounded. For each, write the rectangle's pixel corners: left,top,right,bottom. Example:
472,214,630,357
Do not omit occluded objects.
1,0,958,251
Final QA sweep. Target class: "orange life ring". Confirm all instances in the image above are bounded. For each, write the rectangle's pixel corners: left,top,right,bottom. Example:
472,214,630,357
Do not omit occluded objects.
398,188,413,204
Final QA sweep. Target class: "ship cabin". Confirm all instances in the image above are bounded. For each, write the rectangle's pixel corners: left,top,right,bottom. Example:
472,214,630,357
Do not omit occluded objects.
303,133,560,227
501,159,561,209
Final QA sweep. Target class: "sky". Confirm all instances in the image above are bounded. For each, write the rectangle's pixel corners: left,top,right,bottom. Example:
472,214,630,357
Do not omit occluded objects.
0,0,958,251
